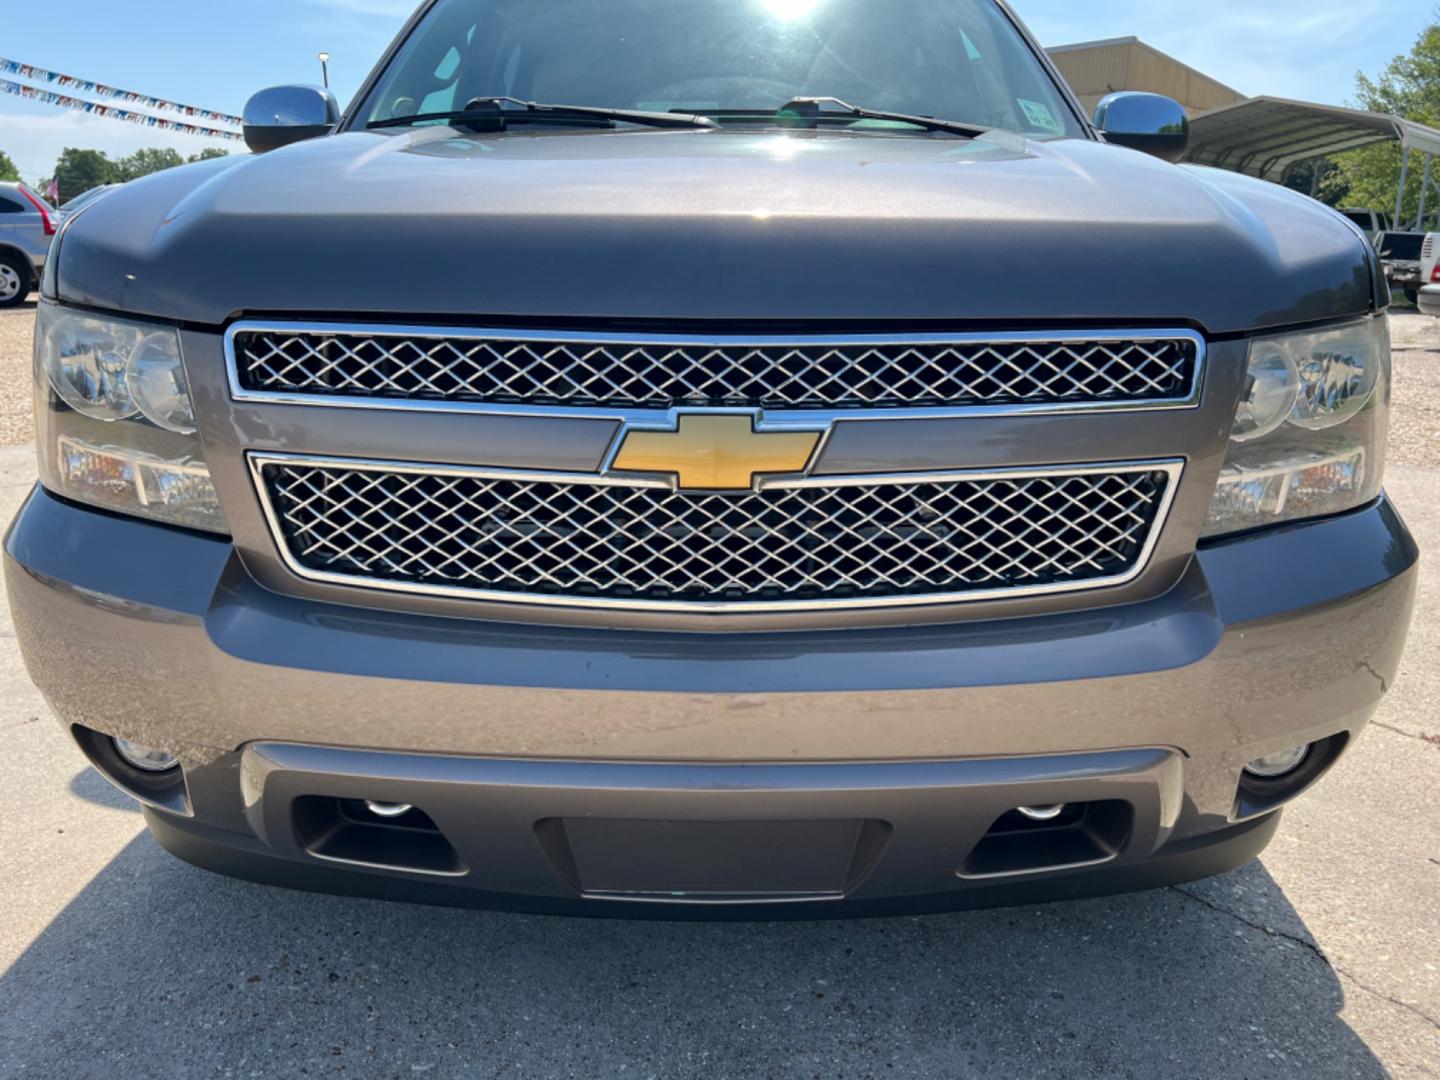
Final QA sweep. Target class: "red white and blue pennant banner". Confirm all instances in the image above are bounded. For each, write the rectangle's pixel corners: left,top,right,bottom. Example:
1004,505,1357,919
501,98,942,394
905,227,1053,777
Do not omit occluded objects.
1,78,245,141
0,56,242,127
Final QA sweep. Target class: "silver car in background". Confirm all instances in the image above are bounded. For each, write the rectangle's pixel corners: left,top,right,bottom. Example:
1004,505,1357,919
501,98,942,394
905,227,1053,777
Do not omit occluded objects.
0,181,58,308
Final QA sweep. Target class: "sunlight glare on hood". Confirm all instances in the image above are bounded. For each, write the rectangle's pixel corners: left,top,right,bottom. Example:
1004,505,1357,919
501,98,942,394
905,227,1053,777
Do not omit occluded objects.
760,0,822,22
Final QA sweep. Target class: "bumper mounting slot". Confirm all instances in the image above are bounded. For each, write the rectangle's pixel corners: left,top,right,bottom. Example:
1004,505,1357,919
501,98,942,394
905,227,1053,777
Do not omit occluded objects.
959,800,1134,879
293,796,466,877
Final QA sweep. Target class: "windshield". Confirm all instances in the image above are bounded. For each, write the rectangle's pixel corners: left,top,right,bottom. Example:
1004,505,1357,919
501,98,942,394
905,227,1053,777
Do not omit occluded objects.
357,0,1083,139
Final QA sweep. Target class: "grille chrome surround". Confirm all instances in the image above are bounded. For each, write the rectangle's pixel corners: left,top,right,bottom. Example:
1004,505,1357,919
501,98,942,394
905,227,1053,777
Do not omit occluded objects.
226,323,1205,420
250,454,1183,613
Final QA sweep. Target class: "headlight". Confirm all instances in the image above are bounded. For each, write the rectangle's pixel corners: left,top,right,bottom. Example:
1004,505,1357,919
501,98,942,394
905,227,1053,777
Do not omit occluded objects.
1230,340,1299,443
1204,315,1389,538
35,302,226,533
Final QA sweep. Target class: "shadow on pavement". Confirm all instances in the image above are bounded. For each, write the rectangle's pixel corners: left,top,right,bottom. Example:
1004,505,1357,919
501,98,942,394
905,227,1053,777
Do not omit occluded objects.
68,766,142,813
0,824,1386,1077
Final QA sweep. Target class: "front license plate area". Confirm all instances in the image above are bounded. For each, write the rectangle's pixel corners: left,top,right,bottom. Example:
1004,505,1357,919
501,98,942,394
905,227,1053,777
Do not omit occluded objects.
552,818,885,903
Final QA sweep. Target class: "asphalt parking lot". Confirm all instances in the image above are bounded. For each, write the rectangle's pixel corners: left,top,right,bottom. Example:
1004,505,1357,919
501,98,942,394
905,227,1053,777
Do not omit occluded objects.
0,301,1436,1078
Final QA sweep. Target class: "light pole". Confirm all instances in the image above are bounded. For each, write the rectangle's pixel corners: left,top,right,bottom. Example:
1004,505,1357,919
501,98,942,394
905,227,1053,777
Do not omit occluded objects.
318,52,331,89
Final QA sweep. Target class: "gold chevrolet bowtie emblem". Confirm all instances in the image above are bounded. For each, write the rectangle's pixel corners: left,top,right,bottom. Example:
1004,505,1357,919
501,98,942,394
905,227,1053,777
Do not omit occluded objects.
612,414,822,491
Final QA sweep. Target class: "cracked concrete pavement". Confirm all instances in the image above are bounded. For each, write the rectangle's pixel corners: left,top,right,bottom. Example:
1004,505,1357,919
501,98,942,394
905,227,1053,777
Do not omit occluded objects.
0,306,1436,1078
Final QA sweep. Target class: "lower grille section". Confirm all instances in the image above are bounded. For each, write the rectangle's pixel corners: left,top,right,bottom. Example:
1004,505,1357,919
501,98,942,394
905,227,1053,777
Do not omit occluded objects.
254,457,1179,611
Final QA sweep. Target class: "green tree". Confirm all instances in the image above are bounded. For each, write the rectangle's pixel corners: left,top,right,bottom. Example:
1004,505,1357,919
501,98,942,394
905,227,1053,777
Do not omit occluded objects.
0,149,19,183
188,147,232,163
1331,18,1440,225
52,148,118,203
115,147,185,182
1282,158,1348,206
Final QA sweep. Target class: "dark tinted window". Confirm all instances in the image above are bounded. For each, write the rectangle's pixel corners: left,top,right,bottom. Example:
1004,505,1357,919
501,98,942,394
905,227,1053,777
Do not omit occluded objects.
0,195,23,214
361,0,1082,138
1379,233,1425,260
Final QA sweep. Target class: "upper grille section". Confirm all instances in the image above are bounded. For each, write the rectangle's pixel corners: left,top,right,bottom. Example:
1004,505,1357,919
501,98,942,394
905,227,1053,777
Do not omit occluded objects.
229,326,1202,413
254,457,1179,612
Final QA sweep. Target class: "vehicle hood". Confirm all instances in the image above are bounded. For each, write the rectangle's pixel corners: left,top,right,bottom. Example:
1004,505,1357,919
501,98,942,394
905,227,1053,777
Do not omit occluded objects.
56,128,1376,333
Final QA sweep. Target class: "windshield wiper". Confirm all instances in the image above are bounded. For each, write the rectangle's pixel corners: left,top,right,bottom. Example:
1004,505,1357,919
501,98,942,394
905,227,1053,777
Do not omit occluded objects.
368,96,718,132
689,97,988,138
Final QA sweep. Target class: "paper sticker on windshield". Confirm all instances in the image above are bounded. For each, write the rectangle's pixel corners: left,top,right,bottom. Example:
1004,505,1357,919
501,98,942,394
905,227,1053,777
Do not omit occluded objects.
1018,99,1063,135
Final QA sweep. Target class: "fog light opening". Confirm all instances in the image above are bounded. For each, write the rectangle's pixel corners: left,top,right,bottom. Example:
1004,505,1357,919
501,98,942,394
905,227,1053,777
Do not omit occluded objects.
1244,745,1310,779
1235,733,1348,821
113,738,180,774
1017,804,1067,822
68,727,191,816
365,801,414,819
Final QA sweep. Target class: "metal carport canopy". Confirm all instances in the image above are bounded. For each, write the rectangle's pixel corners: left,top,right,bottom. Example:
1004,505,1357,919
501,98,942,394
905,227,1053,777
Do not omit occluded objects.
1184,96,1440,183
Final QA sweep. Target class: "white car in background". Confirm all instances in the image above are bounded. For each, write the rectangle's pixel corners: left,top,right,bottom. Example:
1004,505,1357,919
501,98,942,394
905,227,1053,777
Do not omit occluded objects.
1419,234,1440,317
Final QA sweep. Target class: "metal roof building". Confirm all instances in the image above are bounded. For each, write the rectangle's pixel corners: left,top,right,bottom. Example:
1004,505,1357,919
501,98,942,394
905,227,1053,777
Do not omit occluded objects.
1184,97,1440,183
1046,37,1246,118
1045,38,1440,228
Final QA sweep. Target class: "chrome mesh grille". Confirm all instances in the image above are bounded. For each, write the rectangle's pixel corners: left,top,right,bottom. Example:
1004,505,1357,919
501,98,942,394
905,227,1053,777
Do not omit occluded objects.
232,329,1199,411
258,461,1175,608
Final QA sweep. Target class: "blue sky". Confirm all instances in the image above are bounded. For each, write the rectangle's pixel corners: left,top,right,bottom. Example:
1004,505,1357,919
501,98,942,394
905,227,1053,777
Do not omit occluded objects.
0,0,1430,182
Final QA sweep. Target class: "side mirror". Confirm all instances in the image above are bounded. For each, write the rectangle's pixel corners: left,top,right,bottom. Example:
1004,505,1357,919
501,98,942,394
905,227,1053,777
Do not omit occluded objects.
1094,92,1189,164
243,85,342,153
